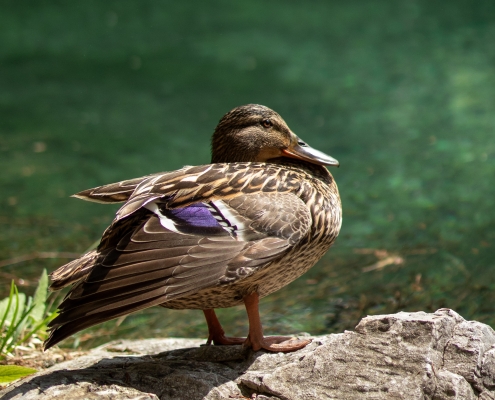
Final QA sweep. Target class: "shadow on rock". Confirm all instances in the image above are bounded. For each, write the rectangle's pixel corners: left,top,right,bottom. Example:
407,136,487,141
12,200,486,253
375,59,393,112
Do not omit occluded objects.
1,339,259,400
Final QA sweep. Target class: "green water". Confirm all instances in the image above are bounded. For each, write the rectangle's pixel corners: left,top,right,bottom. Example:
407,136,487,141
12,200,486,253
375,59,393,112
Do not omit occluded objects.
1,0,495,349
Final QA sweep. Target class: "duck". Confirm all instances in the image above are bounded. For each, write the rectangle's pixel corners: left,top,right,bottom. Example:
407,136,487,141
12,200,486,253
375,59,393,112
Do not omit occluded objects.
44,104,342,352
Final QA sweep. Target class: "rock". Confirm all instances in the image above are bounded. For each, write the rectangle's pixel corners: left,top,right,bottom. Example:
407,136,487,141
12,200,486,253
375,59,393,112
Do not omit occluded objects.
2,309,495,399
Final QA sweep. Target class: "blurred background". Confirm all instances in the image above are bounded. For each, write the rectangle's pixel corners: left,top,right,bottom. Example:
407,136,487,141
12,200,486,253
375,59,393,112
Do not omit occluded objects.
1,0,494,349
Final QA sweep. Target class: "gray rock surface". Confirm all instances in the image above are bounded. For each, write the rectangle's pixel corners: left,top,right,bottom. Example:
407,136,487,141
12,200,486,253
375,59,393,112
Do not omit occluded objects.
2,309,495,399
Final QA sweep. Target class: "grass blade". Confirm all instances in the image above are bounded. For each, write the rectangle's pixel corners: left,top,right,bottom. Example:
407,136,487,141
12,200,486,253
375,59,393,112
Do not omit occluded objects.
0,282,16,355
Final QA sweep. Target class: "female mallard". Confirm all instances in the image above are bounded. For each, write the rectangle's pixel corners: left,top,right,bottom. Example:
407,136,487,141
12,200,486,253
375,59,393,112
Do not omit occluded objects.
45,104,341,352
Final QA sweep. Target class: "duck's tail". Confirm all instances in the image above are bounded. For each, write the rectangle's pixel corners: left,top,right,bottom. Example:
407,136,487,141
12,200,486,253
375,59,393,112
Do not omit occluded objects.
72,175,150,204
49,250,99,291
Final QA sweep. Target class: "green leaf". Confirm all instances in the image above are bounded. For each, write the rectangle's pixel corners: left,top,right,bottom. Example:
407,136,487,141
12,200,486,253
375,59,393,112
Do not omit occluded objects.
29,269,49,323
0,365,37,383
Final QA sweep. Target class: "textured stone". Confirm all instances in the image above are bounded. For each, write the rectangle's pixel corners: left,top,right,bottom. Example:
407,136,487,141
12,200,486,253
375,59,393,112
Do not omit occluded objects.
2,309,495,399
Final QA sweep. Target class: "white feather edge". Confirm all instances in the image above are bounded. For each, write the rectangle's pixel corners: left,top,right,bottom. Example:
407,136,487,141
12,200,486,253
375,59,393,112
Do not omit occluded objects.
210,200,252,241
144,202,183,234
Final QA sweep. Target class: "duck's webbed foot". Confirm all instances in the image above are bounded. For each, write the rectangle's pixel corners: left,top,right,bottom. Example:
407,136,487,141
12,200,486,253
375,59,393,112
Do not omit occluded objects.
244,334,311,352
203,309,245,346
243,292,312,353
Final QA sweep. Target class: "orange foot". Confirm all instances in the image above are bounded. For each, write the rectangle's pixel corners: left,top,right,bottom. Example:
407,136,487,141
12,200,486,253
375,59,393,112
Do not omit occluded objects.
243,292,312,353
244,334,311,352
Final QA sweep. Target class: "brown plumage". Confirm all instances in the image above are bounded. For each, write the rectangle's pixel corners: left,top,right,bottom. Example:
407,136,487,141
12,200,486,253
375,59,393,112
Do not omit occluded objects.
45,104,342,352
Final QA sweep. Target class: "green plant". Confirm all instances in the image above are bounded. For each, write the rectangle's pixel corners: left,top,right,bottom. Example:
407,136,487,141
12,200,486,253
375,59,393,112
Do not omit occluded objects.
0,269,56,383
0,365,37,384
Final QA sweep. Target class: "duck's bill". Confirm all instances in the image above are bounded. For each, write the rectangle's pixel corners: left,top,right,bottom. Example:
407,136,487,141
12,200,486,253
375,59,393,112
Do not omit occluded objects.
282,141,339,167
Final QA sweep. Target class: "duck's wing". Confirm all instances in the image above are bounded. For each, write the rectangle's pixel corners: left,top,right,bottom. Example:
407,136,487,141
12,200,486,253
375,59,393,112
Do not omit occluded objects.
46,163,312,348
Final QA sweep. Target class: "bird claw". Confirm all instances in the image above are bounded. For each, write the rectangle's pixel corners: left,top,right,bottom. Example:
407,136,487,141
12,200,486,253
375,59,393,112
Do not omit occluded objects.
206,333,246,346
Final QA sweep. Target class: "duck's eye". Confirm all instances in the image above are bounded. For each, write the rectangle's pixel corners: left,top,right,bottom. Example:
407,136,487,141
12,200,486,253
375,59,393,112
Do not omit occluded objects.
261,119,273,128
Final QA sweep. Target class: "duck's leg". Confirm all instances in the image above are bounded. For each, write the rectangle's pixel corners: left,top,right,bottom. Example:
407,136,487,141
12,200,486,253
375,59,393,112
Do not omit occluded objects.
243,292,311,352
203,309,245,345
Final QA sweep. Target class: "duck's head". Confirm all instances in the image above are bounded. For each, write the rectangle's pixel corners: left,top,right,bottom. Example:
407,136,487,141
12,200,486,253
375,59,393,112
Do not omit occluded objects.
211,104,339,167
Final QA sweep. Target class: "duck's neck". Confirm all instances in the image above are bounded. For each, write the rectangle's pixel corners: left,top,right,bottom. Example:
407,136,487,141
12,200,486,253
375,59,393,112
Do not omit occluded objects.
266,157,333,184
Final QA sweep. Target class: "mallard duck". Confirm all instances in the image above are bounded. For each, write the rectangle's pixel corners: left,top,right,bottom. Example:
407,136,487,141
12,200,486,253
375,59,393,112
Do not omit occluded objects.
45,104,342,352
